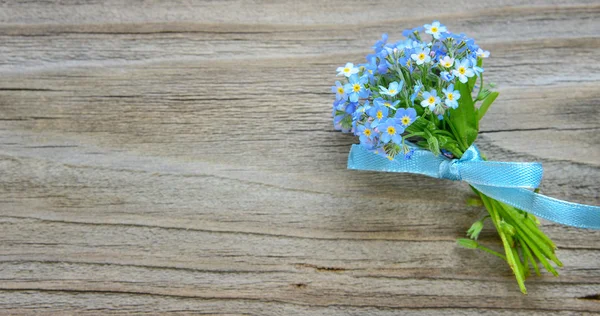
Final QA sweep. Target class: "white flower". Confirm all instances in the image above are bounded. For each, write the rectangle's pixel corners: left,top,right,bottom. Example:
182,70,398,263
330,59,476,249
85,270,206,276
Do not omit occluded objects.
420,89,441,111
424,21,447,39
411,47,431,65
439,56,454,68
336,62,359,77
476,48,490,58
452,59,475,83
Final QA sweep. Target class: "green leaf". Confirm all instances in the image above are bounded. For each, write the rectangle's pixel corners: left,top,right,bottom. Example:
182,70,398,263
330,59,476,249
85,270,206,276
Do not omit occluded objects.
427,136,440,156
340,115,352,130
449,81,478,149
477,91,499,122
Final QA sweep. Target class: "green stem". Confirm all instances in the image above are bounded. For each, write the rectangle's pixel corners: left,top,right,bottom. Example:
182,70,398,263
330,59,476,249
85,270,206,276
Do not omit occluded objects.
477,244,507,261
480,193,528,294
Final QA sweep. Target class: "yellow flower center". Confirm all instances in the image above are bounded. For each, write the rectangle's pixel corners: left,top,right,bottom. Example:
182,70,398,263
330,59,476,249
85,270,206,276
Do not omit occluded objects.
387,126,396,135
431,26,438,33
364,128,372,137
458,67,466,75
389,89,396,94
337,87,344,94
353,84,361,92
418,53,426,61
401,116,411,125
376,111,383,119
447,93,454,100
428,96,435,104
384,102,391,107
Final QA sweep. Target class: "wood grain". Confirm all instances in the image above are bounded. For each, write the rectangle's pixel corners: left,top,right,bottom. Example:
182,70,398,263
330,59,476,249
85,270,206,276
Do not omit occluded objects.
0,1,599,314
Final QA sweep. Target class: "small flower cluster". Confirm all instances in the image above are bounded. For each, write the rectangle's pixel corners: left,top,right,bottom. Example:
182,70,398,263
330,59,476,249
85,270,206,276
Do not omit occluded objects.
332,21,489,159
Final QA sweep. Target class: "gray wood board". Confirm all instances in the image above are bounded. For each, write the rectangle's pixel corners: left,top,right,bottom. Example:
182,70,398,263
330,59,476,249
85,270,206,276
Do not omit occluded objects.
0,1,599,314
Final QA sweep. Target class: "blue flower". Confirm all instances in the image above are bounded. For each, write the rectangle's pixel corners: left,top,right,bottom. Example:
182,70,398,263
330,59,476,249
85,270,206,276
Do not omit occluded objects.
337,62,359,77
357,121,378,144
331,81,346,101
379,81,403,97
452,59,475,83
420,89,441,111
343,74,369,102
372,33,388,53
333,98,346,111
402,26,424,39
442,84,461,109
378,118,404,144
377,58,389,74
367,102,389,127
395,108,417,127
476,48,490,58
440,71,455,82
374,97,400,110
410,81,424,104
441,149,454,159
363,56,378,83
411,47,431,65
398,55,415,73
424,21,447,39
469,57,484,76
354,100,372,119
345,101,357,115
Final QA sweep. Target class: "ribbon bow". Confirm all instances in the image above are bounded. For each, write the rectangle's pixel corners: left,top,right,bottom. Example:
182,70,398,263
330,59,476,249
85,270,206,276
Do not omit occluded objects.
347,144,600,229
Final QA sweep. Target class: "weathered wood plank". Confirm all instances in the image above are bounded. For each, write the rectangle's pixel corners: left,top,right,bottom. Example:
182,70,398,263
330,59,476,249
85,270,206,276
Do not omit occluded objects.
0,1,599,314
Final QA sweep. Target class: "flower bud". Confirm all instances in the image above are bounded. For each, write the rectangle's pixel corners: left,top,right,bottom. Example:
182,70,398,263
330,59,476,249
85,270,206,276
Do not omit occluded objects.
500,221,516,236
457,238,479,249
467,220,484,240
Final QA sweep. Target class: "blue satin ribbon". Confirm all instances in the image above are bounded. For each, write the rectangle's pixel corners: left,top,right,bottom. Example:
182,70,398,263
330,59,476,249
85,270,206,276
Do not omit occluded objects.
347,143,600,229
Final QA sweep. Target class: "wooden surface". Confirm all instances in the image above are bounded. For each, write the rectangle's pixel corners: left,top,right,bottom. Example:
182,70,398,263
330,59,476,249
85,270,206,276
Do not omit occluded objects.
1,1,599,314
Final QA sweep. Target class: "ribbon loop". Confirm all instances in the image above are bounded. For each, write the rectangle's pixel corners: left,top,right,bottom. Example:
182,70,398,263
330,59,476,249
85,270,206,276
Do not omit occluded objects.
438,159,462,181
347,143,600,229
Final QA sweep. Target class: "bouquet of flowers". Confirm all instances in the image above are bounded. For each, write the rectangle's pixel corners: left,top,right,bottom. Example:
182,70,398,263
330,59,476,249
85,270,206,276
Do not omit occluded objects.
331,21,600,293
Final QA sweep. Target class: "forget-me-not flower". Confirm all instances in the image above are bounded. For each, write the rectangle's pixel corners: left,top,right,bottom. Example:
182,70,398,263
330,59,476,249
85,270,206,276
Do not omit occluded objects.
374,97,400,110
331,81,346,101
343,74,369,102
337,62,359,77
379,81,403,97
411,47,431,65
367,102,389,127
442,84,461,109
379,118,404,144
452,59,475,83
420,89,441,111
476,48,490,58
424,21,447,39
440,71,454,82
395,108,417,127
357,121,378,145
439,56,454,68
410,81,424,104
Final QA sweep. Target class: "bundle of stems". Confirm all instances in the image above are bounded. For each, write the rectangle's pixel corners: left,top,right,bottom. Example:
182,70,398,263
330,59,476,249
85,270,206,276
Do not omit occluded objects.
404,72,562,294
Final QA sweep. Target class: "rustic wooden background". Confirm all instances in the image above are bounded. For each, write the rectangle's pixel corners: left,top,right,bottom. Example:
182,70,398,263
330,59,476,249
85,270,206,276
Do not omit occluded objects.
0,1,599,314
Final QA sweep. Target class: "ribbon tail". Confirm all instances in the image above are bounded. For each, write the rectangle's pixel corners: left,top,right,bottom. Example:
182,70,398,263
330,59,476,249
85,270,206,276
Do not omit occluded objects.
473,184,600,229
